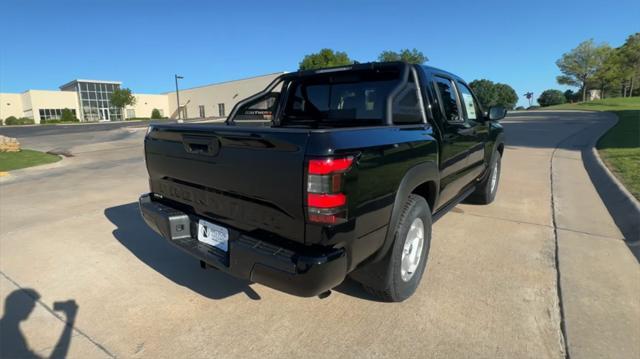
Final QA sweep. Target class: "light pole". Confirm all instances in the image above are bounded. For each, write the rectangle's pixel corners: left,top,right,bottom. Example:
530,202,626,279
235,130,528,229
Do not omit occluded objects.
175,74,184,123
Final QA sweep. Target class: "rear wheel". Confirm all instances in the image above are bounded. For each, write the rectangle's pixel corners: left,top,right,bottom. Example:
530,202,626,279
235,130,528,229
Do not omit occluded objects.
467,152,501,205
360,194,432,302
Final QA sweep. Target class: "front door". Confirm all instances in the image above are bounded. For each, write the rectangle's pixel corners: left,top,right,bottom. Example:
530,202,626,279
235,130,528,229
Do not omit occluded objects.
432,75,476,208
456,81,488,180
99,108,110,121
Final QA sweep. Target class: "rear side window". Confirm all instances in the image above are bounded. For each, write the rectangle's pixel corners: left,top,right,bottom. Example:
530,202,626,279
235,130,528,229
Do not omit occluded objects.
392,75,423,124
434,77,461,122
281,69,401,127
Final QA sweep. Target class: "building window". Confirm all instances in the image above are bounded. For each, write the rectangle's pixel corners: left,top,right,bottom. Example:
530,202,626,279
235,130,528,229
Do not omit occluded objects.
126,109,136,119
218,103,225,117
199,105,205,118
39,108,76,121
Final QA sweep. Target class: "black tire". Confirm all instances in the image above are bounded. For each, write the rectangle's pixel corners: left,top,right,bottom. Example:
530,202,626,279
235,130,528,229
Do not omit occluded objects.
360,194,432,302
466,152,501,205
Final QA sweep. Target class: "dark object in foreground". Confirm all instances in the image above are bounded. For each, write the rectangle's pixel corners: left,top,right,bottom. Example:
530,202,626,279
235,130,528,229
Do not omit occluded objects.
140,62,505,302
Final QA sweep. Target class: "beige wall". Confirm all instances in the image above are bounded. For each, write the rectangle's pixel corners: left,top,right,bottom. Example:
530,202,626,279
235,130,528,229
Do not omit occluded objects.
2,72,285,124
26,90,80,124
166,72,284,119
0,93,24,120
126,94,170,119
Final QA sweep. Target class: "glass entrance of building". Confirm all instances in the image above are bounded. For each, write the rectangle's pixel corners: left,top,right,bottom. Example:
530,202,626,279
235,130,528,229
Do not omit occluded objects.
99,108,110,121
60,80,123,122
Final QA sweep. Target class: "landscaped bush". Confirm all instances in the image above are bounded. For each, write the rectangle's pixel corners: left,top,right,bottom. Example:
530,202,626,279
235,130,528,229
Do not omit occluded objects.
5,116,35,125
151,108,162,119
527,106,540,110
60,108,79,122
515,106,525,110
538,89,567,107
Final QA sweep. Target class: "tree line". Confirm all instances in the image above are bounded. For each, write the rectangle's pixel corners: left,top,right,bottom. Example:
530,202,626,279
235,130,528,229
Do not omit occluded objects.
537,33,639,107
298,48,518,110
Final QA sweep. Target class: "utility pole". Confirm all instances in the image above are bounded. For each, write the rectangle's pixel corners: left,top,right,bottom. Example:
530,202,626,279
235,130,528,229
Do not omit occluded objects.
175,74,184,123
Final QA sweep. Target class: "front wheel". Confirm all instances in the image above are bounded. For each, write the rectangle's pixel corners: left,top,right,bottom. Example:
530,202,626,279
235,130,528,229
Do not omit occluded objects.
360,194,432,302
467,152,501,205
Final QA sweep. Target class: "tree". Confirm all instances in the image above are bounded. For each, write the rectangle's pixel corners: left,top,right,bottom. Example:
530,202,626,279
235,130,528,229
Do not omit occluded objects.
494,84,518,110
523,92,534,107
299,49,352,70
60,108,78,122
469,79,518,110
617,33,640,96
563,89,579,103
469,79,496,109
110,88,136,111
378,48,428,64
556,39,610,102
537,90,566,107
151,108,162,119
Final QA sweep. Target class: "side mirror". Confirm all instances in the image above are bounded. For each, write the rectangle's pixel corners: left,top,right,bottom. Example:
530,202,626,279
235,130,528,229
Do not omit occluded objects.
488,106,507,121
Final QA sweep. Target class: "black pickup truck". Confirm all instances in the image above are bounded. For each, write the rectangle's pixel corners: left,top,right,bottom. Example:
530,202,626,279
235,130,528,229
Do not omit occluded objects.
139,62,505,302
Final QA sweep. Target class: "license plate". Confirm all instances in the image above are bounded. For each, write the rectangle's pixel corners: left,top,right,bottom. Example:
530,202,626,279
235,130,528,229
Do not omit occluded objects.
197,219,228,252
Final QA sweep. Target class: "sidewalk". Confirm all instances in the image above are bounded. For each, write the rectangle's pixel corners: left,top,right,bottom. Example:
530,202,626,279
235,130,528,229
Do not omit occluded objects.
551,112,640,358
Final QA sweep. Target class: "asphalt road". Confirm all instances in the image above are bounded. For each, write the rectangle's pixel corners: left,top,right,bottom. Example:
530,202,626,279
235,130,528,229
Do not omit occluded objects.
0,112,638,358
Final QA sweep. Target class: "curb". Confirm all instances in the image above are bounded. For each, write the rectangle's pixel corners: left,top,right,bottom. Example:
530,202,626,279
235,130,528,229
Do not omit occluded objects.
581,112,640,251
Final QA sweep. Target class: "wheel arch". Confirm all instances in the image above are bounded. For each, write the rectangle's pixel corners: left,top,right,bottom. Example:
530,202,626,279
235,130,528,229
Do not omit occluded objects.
372,161,439,263
349,160,439,287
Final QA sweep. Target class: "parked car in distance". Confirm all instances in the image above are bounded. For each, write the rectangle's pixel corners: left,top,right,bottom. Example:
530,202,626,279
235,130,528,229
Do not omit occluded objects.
139,62,505,302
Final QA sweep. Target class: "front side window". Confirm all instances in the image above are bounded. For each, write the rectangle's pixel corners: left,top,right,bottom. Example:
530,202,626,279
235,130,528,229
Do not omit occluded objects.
434,77,461,122
457,82,480,122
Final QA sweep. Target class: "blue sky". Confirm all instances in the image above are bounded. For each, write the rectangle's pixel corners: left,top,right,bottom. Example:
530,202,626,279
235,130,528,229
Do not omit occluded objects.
1,0,638,107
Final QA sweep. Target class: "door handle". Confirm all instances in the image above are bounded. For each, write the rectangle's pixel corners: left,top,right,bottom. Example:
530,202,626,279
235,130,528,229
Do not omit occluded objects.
182,135,220,156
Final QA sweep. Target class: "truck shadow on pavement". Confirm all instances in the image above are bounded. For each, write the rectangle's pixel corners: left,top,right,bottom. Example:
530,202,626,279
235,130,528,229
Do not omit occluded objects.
0,288,77,359
104,203,261,300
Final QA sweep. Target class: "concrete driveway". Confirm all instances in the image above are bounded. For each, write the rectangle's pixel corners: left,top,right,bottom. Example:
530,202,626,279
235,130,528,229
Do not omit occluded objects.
1,112,638,358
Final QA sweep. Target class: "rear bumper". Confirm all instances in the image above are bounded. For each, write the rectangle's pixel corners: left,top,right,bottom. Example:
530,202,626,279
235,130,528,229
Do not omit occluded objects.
139,193,347,297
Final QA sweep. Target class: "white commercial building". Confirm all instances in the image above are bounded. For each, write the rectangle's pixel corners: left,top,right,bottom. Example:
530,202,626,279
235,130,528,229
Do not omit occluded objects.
0,72,284,124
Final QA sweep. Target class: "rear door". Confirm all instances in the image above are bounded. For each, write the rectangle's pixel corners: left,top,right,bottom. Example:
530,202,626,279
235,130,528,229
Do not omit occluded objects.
145,125,309,243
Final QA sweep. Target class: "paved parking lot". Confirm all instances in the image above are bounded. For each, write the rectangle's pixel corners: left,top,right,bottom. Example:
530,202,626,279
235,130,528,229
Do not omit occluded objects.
1,112,638,358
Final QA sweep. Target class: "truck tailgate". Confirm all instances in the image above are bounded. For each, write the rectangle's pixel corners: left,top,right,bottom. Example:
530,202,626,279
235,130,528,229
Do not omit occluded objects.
145,125,309,243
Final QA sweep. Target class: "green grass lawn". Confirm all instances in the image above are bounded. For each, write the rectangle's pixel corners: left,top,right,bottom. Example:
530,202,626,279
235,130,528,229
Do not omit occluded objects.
545,97,640,200
597,110,640,200
544,96,640,111
0,149,61,172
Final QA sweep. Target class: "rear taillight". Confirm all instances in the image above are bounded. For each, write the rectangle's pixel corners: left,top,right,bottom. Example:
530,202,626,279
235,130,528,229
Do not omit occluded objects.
306,157,353,224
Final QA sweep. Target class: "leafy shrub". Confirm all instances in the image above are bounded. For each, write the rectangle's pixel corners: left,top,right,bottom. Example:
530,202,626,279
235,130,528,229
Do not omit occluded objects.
527,106,540,110
5,116,34,125
151,108,162,119
515,106,526,110
60,108,79,122
0,118,3,126
538,89,567,107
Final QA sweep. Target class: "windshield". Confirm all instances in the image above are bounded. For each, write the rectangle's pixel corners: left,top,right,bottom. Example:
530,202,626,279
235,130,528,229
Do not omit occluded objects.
280,69,401,127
